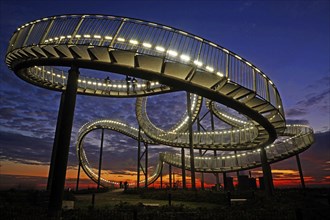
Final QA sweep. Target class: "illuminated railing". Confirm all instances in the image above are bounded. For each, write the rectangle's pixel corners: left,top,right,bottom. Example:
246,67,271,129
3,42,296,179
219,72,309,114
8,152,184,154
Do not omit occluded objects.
28,66,166,93
162,125,313,172
7,14,284,118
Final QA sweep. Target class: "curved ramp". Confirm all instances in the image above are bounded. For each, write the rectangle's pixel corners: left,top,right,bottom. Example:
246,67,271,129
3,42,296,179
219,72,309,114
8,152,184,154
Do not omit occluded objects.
5,14,314,188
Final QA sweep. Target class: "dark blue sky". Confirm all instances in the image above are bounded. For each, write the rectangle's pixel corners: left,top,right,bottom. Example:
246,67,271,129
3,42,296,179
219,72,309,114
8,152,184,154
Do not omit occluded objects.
0,0,329,188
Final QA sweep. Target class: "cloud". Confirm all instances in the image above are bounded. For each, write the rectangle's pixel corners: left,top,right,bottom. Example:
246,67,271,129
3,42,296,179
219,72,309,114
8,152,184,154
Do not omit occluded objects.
286,119,309,125
285,108,307,117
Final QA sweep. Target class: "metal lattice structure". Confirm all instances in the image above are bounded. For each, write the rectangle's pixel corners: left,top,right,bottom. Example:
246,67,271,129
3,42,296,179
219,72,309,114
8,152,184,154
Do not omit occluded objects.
6,14,314,210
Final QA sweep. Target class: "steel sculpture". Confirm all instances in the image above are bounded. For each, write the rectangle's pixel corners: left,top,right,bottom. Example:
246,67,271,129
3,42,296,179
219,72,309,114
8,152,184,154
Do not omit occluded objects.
6,14,314,216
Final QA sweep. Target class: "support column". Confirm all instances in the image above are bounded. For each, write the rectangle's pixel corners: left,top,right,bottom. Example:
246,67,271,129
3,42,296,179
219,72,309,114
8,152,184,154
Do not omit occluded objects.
187,93,196,190
47,92,65,191
160,168,163,189
260,147,274,196
235,150,240,178
145,143,148,188
199,149,205,190
169,164,172,189
76,162,81,192
181,147,186,189
214,151,220,191
137,127,141,188
48,66,79,217
97,129,104,189
296,154,306,189
210,112,220,190
223,172,227,191
197,117,204,190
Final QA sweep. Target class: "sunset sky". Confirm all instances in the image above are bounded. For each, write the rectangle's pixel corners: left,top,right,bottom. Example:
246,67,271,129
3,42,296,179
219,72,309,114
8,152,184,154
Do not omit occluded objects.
0,0,329,190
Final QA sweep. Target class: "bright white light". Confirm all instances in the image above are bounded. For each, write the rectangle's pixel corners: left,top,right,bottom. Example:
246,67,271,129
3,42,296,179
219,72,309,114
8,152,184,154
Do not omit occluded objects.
156,46,165,52
255,68,261,73
180,54,190,62
246,61,252,66
235,55,242,60
129,39,139,45
209,42,217,47
75,35,81,38
94,35,101,39
269,80,273,85
67,35,72,38
163,26,172,30
194,36,203,41
206,66,214,72
167,50,178,57
84,34,91,38
105,36,113,40
194,60,203,67
117,37,125,42
142,42,152,48
216,72,224,77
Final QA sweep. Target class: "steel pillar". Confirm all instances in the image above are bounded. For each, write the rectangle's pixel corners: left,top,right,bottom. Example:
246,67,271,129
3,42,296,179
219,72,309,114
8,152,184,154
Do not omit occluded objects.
145,143,148,188
76,162,81,192
181,147,186,189
97,129,104,189
47,92,65,191
296,154,306,189
48,66,79,217
137,127,141,188
223,172,227,191
160,168,163,189
187,92,196,190
210,112,220,191
197,117,204,190
260,147,274,196
214,151,220,191
169,164,172,189
199,149,205,190
235,150,240,177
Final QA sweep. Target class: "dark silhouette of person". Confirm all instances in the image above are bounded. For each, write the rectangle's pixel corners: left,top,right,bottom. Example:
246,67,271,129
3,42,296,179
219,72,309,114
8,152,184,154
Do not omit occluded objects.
124,181,128,191
104,76,111,90
126,75,131,93
146,80,151,91
132,77,137,92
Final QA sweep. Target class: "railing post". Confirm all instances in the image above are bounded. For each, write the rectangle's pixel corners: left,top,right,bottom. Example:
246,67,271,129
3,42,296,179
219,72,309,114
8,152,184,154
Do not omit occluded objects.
109,18,126,48
68,16,86,44
225,53,230,78
40,18,55,44
22,24,35,46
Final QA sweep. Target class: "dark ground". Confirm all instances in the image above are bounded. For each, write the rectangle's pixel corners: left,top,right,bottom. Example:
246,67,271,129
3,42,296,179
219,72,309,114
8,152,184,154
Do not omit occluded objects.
0,188,329,220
